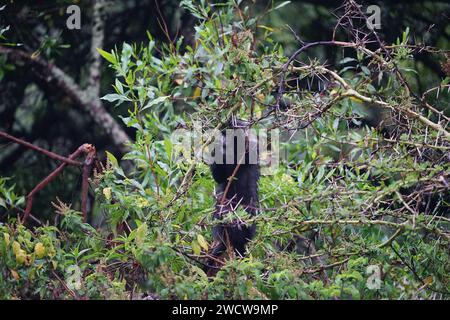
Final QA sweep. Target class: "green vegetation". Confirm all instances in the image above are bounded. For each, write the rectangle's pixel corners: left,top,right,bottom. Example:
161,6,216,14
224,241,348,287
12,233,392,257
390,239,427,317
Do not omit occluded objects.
0,1,449,299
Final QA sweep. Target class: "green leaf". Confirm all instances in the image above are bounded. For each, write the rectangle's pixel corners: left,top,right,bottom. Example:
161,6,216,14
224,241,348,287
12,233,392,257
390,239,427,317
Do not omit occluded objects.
101,93,132,103
272,1,291,11
97,48,117,65
339,57,357,65
197,234,208,251
105,151,119,168
141,96,169,111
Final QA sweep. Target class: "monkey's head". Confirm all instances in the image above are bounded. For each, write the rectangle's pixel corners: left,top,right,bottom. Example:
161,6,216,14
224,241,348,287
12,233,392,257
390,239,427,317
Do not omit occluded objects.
209,117,259,186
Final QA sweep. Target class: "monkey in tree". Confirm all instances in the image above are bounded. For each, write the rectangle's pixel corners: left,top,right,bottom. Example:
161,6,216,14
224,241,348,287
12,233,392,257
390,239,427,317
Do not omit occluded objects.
204,118,260,273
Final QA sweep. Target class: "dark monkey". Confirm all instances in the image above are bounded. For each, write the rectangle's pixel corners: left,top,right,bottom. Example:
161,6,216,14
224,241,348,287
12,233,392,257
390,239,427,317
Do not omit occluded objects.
204,118,260,272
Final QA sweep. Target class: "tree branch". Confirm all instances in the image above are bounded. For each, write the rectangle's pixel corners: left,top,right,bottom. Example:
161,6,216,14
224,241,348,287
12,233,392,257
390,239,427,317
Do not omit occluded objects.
0,46,131,153
88,0,106,98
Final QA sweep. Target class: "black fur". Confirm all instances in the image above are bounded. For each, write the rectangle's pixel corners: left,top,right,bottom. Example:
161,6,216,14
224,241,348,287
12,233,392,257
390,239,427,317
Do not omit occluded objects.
205,119,260,270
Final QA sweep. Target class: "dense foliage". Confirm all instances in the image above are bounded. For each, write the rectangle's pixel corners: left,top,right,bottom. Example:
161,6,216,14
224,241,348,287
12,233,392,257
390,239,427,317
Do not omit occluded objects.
0,0,449,299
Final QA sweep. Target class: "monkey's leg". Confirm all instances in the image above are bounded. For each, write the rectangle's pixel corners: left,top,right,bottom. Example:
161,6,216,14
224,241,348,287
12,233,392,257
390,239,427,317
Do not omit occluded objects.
228,222,256,257
203,242,226,274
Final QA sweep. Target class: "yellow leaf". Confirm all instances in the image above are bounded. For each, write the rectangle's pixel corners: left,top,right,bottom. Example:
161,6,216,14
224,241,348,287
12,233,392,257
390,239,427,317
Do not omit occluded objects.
197,234,209,251
12,241,21,255
254,105,262,118
136,197,149,208
424,276,434,285
193,87,201,98
191,241,201,256
3,233,10,246
282,174,295,184
350,96,363,103
257,25,274,32
47,246,56,258
34,242,46,259
103,187,112,200
15,249,27,265
10,269,20,280
31,51,40,60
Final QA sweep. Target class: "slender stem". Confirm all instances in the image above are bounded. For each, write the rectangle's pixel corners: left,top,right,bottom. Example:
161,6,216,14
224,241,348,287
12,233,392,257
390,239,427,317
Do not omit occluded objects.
0,131,82,166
